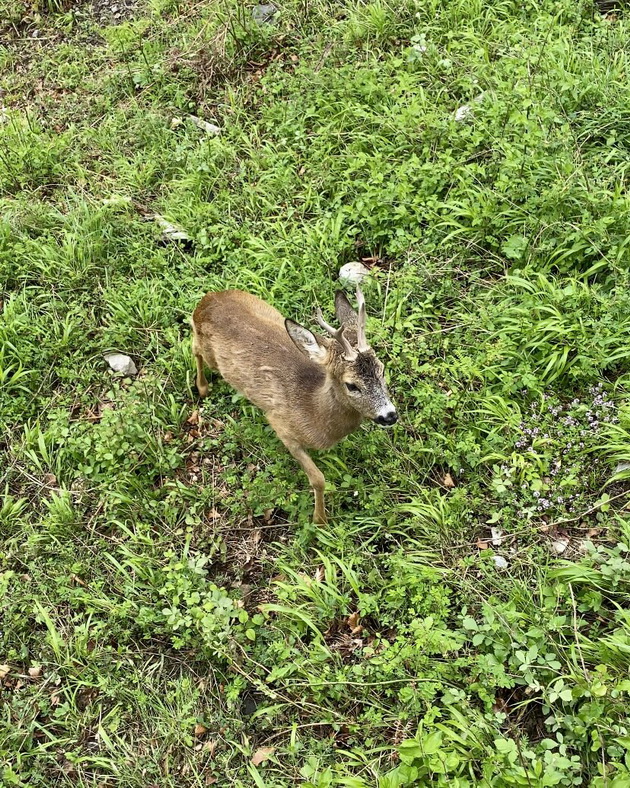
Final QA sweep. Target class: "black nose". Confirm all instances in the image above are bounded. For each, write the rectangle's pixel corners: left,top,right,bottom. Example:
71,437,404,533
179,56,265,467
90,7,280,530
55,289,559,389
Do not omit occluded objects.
376,410,398,426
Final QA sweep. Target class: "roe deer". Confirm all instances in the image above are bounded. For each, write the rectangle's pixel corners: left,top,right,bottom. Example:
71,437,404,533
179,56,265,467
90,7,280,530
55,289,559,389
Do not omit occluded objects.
191,287,396,524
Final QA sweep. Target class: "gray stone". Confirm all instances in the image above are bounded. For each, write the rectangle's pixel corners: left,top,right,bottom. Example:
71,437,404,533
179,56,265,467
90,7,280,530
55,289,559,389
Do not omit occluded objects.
188,115,221,135
104,353,137,376
252,3,278,25
338,262,370,286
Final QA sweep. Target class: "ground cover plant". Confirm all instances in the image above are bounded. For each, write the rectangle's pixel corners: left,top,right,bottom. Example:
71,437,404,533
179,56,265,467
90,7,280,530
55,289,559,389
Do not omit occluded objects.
2,0,630,784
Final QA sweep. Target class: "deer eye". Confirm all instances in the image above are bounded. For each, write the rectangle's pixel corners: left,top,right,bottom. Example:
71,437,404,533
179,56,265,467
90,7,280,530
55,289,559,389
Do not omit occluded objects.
345,383,360,393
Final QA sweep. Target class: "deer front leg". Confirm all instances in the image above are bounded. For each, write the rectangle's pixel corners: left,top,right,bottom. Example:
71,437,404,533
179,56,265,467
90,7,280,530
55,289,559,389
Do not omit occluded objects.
281,440,327,525
194,353,209,398
291,445,327,524
191,333,210,398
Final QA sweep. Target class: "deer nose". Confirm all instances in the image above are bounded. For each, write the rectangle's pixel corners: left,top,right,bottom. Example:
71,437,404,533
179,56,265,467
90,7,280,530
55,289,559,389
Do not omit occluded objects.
375,409,397,427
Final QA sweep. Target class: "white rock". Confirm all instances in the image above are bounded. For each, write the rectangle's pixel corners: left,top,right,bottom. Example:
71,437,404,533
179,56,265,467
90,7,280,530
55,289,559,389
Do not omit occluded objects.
454,104,472,122
454,94,486,123
104,353,137,376
339,262,370,285
551,536,570,555
188,115,221,135
148,213,191,243
252,3,278,24
490,527,504,547
492,555,509,569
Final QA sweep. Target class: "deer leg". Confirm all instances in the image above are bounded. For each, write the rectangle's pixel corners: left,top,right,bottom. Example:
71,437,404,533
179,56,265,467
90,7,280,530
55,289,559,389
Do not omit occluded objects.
194,353,209,398
191,333,211,398
283,441,327,525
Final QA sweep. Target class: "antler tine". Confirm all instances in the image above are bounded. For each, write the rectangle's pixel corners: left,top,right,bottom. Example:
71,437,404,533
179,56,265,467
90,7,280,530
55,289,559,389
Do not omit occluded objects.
315,308,338,338
355,286,370,352
337,326,358,361
315,308,357,361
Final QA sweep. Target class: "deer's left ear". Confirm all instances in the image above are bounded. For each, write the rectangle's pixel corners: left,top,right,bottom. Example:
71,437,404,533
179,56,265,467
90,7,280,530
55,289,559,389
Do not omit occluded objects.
335,290,358,326
285,319,328,363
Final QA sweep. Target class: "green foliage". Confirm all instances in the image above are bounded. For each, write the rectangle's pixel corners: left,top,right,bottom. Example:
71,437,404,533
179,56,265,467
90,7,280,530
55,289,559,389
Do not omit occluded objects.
2,0,630,785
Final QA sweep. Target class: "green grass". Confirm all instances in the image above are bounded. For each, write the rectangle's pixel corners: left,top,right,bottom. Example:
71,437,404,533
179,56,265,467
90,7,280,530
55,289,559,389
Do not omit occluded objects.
2,0,630,784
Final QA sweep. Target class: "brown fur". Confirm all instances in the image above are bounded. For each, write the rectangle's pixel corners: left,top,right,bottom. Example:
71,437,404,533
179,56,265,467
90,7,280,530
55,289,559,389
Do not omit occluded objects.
191,289,394,524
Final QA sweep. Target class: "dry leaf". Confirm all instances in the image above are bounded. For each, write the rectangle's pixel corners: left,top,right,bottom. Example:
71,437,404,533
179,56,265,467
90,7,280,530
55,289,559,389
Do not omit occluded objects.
476,538,489,550
0,665,10,679
443,472,455,488
187,410,200,425
62,761,76,776
194,723,208,737
314,566,324,583
205,777,217,786
251,747,274,766
203,739,217,756
346,611,362,634
28,665,42,678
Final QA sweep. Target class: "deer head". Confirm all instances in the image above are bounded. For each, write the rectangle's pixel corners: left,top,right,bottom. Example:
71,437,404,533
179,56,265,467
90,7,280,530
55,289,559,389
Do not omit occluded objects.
285,287,397,427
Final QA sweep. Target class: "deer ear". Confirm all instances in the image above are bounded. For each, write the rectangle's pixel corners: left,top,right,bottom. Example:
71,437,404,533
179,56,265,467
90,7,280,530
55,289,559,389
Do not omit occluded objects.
335,290,358,326
285,319,327,363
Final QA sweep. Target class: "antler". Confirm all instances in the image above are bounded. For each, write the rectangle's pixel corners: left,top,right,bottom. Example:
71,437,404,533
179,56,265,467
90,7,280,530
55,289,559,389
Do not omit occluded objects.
315,308,357,361
354,286,370,352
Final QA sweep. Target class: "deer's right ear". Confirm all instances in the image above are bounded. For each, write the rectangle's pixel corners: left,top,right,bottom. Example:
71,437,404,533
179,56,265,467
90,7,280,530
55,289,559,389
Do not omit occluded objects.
285,319,327,363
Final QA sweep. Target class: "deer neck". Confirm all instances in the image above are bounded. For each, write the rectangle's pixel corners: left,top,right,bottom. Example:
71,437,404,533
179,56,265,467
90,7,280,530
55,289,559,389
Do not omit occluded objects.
314,377,363,446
